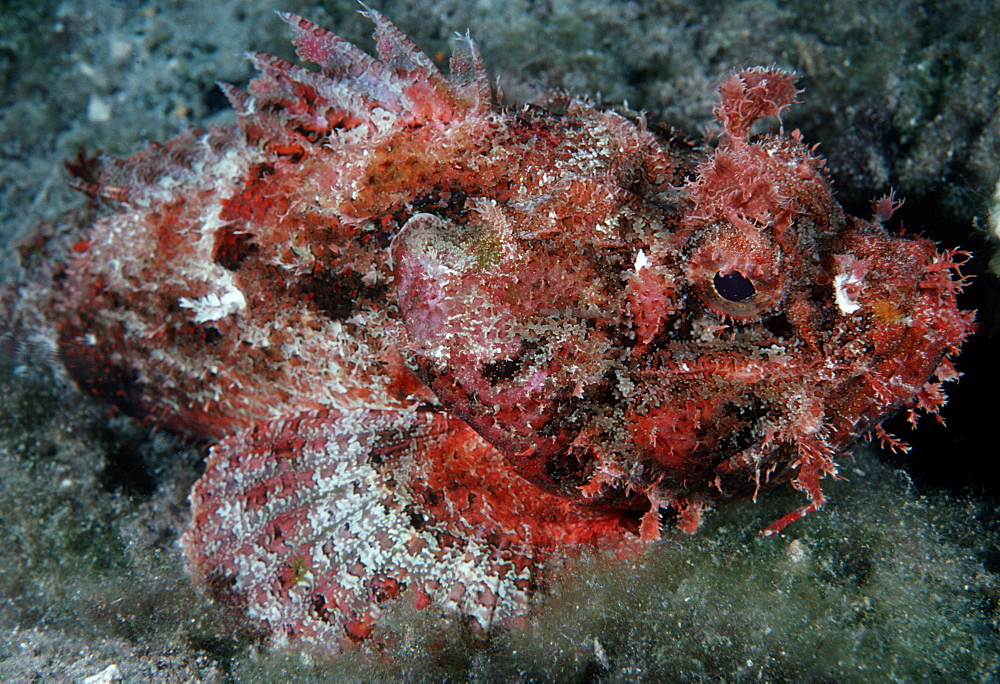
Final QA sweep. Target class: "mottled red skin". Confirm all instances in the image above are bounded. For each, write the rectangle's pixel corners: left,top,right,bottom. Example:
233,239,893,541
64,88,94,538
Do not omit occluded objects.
183,408,637,648
4,11,973,651
388,70,973,537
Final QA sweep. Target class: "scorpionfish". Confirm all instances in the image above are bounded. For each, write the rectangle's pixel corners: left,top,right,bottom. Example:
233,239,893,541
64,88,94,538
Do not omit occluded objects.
3,9,974,652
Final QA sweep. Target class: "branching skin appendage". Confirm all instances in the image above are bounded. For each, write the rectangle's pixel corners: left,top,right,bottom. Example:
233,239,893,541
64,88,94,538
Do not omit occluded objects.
2,10,973,653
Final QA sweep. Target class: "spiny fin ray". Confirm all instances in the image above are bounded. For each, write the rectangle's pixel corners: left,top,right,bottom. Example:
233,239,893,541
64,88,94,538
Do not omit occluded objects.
359,5,446,84
236,8,492,149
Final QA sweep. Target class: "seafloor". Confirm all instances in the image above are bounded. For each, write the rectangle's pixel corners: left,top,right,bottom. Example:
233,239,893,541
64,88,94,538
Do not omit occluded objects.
1,0,999,680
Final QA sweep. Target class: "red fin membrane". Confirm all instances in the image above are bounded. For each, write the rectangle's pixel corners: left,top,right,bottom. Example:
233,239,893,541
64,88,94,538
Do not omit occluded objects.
183,409,634,652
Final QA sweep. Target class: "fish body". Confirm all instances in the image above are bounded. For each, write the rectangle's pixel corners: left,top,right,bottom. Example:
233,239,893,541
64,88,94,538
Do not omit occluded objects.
4,10,973,651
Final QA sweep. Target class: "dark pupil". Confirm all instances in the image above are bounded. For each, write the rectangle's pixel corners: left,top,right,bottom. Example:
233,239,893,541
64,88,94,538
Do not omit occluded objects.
714,270,755,302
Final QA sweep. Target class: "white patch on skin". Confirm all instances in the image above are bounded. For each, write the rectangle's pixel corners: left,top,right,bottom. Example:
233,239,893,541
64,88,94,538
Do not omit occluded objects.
634,249,650,272
179,286,247,323
832,254,870,316
833,272,862,315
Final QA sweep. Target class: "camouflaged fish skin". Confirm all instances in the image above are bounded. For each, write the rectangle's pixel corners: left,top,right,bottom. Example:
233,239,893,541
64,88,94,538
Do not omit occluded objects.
4,10,973,652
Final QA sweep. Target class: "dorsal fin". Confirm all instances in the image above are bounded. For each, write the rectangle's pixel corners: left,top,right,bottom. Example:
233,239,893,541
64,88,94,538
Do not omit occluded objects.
449,31,491,111
235,11,494,152
278,11,384,80
359,4,447,83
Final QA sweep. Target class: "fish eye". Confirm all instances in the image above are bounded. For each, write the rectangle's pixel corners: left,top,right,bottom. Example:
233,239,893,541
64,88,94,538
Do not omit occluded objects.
685,229,787,321
713,270,755,302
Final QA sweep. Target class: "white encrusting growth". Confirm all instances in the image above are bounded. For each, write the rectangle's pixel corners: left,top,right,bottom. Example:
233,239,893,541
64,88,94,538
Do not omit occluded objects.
179,283,247,323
